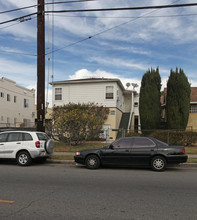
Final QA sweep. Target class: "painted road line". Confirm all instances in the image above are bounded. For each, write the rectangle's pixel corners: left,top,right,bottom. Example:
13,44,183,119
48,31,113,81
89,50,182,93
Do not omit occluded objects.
0,200,15,203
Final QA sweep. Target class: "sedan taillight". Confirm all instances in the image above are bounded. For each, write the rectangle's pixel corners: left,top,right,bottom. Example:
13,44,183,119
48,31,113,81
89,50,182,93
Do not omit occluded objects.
35,141,40,148
180,150,185,154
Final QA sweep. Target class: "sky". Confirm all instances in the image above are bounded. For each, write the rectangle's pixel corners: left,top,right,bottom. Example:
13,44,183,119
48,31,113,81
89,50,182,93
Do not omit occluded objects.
1,0,197,107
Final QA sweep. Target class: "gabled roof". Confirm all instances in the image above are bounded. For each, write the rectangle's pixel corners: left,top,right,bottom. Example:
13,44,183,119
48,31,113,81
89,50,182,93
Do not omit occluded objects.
51,77,125,91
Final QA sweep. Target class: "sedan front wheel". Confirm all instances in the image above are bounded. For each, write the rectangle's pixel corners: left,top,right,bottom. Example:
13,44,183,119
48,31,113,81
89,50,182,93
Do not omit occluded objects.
85,155,100,169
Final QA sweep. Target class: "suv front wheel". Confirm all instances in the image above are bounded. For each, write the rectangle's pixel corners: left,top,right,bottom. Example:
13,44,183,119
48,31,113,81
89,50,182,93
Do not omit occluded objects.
17,151,32,166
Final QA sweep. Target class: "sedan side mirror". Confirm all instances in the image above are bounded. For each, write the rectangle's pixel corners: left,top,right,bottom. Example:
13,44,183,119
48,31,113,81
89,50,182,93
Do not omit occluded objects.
109,144,114,150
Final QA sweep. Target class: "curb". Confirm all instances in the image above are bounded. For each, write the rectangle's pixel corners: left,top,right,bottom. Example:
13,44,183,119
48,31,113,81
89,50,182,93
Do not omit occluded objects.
47,159,75,165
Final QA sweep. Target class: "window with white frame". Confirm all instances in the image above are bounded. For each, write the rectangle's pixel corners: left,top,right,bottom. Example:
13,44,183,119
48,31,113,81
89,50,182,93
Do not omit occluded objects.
105,86,114,99
24,99,29,108
190,105,197,113
14,96,17,103
7,94,10,101
7,117,10,123
55,88,62,100
0,92,4,98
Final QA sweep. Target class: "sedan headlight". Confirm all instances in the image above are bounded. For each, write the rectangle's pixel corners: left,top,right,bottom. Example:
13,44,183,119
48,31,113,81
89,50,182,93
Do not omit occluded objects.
76,152,81,156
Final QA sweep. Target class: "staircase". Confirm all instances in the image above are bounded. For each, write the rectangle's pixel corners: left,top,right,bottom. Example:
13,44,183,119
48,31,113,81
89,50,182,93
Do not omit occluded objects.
116,113,130,139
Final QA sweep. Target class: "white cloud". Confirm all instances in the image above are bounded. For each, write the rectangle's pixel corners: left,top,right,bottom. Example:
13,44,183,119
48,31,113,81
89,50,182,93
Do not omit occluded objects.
89,56,148,71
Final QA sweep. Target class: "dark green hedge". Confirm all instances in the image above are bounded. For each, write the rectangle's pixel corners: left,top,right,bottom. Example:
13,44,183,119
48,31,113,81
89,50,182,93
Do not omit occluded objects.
125,130,197,146
150,130,197,146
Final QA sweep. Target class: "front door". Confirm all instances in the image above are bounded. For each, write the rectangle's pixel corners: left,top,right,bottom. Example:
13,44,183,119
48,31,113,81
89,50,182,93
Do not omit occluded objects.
101,138,133,165
3,132,23,158
0,133,9,158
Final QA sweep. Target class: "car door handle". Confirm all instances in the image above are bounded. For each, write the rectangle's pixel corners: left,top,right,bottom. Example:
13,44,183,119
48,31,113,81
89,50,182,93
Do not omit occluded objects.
16,142,21,144
0,143,4,145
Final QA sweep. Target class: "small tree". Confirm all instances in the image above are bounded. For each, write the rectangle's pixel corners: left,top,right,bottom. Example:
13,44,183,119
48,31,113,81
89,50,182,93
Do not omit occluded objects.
139,67,161,132
166,68,190,129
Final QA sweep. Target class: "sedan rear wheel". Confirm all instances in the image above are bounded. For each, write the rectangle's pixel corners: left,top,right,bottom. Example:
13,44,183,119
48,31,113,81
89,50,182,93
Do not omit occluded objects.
151,156,167,171
85,155,100,169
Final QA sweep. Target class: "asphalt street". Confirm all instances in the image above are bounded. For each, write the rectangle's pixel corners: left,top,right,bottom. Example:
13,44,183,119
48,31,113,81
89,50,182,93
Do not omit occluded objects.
0,163,197,220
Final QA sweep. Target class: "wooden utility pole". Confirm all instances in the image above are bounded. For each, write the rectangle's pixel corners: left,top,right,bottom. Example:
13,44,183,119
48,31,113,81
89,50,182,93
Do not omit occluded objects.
37,0,45,131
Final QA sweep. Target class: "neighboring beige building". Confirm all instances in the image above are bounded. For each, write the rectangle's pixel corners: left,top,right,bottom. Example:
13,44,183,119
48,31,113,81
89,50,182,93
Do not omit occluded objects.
161,87,197,131
51,78,140,140
0,77,35,128
187,87,197,131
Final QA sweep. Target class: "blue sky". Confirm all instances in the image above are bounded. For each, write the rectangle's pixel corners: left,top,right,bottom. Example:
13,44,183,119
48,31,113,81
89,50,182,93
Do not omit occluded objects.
1,0,197,106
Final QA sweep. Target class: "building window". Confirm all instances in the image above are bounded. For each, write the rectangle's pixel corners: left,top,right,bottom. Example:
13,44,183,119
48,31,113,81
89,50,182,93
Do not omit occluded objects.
106,86,114,99
7,117,10,123
7,94,11,101
1,116,3,121
24,99,29,108
190,105,197,113
134,102,138,107
23,119,31,127
55,88,62,100
14,96,17,103
0,92,4,98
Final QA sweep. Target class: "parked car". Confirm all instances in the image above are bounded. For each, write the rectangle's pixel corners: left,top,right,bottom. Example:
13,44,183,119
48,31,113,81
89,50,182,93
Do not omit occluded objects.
74,137,188,171
0,130,54,166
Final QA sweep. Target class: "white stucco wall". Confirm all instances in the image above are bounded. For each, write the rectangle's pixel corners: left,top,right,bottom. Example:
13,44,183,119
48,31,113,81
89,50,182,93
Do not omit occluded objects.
0,77,35,127
52,81,124,112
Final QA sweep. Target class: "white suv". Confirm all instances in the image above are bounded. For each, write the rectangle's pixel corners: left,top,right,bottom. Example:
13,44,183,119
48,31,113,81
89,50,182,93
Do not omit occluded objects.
0,130,54,166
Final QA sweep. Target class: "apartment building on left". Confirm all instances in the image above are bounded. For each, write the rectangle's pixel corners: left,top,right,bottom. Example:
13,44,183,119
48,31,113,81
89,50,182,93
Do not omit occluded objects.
0,77,35,128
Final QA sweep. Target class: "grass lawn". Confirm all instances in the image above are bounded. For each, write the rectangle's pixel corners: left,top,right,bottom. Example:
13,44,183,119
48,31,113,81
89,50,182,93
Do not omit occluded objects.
54,141,107,152
187,158,197,163
185,146,197,154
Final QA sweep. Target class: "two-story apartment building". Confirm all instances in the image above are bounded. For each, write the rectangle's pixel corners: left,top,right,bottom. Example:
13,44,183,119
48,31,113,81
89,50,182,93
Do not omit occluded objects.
0,77,35,128
51,78,140,140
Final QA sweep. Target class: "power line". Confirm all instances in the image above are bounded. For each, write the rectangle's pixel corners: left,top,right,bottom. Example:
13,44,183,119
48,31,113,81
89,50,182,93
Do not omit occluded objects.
48,0,194,54
45,3,197,14
0,49,36,57
0,0,94,15
2,3,197,25
45,0,95,5
52,13,197,19
0,5,37,15
0,16,37,30
0,12,37,25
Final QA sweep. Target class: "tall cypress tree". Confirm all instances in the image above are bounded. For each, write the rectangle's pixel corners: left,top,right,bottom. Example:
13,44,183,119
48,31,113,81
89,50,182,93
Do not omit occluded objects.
166,68,190,129
139,67,161,131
